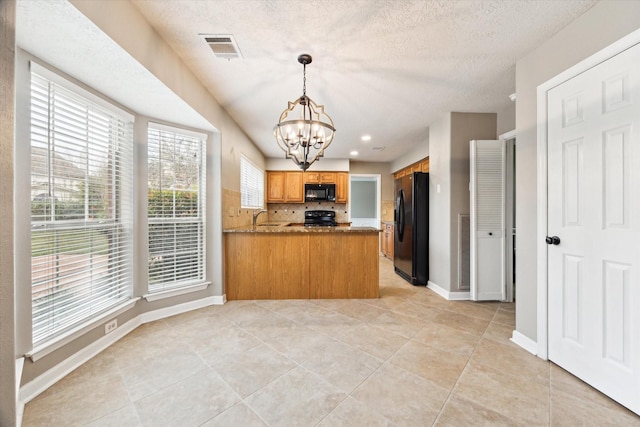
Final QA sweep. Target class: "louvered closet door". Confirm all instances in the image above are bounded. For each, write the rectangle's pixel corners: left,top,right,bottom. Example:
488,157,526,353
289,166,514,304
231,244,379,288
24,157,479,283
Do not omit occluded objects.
547,42,640,414
470,140,506,301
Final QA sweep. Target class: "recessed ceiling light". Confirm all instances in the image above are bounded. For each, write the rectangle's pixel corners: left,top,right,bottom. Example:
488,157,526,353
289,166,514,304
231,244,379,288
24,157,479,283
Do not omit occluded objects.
350,150,359,156
361,135,371,142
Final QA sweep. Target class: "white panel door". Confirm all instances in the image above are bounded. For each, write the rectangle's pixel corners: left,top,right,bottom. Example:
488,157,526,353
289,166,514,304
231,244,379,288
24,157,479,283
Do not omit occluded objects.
547,42,640,414
470,140,506,301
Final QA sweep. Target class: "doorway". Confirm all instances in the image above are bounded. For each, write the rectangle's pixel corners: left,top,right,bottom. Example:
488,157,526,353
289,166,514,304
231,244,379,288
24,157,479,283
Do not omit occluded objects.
349,174,381,228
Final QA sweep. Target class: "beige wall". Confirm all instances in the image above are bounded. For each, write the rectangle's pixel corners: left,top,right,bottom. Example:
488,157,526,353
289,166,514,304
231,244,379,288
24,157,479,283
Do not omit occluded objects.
0,1,17,425
449,113,496,291
428,112,496,294
497,102,515,136
428,113,452,290
349,161,395,223
515,0,640,341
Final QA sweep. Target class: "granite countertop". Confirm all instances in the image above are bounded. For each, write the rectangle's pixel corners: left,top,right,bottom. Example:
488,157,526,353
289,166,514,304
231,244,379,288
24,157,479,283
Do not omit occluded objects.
224,224,381,233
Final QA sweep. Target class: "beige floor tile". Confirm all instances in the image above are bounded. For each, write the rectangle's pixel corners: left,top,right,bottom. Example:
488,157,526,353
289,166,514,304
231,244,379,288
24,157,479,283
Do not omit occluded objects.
286,307,361,333
194,324,263,363
245,366,347,426
444,300,499,321
134,368,239,427
221,303,285,328
432,310,492,336
493,308,516,327
208,343,297,398
201,402,268,426
470,338,549,384
307,298,350,311
351,363,449,426
452,362,549,424
259,324,336,363
23,372,130,427
118,346,208,401
333,322,408,360
550,364,640,425
336,300,389,322
300,339,383,393
389,340,469,389
434,395,519,426
412,322,480,357
367,310,427,339
86,404,142,427
482,321,516,347
317,396,394,426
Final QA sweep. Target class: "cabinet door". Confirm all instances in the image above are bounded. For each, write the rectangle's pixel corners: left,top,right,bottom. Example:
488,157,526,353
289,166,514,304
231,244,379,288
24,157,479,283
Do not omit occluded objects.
267,171,286,203
319,172,336,183
336,172,348,203
304,172,320,184
286,172,304,203
387,225,394,258
411,163,422,173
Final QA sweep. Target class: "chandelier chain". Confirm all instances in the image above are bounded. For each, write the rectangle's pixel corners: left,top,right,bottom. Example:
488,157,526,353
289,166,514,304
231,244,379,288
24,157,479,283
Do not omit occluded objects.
302,63,307,97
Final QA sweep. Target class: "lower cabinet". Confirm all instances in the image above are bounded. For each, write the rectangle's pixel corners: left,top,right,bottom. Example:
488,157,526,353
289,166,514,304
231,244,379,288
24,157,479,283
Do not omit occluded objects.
381,223,394,259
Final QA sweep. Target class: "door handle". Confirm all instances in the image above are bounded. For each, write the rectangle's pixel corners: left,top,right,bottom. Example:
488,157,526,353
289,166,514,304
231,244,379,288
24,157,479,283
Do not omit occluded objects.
545,236,561,245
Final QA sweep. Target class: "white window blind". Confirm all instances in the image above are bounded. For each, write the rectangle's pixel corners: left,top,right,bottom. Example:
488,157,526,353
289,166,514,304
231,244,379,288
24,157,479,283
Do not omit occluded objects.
240,155,264,209
30,68,134,346
147,124,206,292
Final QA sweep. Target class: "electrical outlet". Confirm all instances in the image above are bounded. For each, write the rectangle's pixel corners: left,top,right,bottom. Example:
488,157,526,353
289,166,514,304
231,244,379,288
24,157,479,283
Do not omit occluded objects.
104,319,117,334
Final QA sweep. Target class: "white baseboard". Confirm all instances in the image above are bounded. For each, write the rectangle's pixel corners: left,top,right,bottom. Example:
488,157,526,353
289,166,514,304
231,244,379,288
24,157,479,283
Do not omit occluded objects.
427,281,470,300
511,330,539,356
16,357,24,427
140,295,223,323
19,294,225,406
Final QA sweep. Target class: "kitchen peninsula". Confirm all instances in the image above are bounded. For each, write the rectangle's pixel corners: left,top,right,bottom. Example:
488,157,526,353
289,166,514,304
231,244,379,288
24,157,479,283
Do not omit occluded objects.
223,225,381,300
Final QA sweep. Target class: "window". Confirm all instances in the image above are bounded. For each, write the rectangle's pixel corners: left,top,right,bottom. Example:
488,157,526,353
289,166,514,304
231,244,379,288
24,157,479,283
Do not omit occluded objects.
240,155,264,209
147,124,206,292
30,65,134,346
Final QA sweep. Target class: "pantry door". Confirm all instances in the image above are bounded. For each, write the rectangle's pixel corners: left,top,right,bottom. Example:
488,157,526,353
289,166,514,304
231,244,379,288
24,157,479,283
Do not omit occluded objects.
546,41,640,414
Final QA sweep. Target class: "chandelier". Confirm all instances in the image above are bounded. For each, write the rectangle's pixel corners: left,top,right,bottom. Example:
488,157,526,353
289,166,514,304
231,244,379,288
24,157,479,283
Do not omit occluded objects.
274,54,336,171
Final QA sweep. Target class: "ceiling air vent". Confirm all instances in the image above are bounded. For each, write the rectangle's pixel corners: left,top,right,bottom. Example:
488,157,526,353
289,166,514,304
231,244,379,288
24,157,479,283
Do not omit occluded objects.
371,146,386,151
202,34,243,60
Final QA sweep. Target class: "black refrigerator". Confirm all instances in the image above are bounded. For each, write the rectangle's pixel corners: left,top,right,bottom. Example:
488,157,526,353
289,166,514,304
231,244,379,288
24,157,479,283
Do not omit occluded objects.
394,172,429,285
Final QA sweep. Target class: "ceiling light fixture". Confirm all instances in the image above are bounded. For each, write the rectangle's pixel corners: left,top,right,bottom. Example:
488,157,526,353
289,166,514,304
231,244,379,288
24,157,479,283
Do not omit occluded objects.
361,135,371,142
350,150,359,156
274,54,336,171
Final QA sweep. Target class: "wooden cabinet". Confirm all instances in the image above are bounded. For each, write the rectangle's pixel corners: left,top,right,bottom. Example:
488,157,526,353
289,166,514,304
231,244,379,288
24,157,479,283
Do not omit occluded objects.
381,223,394,259
267,171,303,203
393,156,429,179
304,172,336,184
336,172,348,203
420,158,430,172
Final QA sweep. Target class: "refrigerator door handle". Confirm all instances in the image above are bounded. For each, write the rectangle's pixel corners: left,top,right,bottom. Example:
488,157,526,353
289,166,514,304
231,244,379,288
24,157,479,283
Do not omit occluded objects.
397,189,405,242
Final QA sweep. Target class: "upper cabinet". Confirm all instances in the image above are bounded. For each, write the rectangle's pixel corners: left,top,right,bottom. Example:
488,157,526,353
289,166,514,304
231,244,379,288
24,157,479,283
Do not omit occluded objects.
267,170,349,204
393,157,429,179
304,172,336,184
266,171,304,203
336,172,348,203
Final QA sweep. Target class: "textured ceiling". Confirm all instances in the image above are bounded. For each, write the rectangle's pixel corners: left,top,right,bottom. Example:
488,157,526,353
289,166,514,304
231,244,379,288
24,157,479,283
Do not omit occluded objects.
18,0,597,163
129,0,597,162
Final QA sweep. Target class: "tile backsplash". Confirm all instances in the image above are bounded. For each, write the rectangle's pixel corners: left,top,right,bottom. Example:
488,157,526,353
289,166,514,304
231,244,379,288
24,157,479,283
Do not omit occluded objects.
267,202,349,223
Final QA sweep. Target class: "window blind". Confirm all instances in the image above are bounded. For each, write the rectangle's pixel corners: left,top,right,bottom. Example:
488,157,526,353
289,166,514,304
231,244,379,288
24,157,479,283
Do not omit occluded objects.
30,70,134,346
147,124,206,292
240,155,264,209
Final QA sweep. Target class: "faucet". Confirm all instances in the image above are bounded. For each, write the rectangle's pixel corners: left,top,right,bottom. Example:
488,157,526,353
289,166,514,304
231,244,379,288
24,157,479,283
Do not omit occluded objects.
252,210,268,227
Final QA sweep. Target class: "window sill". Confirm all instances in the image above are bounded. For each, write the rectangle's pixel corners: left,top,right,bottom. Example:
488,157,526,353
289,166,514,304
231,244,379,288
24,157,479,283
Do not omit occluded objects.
26,298,140,362
143,282,210,302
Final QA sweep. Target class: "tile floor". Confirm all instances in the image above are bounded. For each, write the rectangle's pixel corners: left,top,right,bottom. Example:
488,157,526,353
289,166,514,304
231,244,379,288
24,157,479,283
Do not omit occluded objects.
23,257,640,426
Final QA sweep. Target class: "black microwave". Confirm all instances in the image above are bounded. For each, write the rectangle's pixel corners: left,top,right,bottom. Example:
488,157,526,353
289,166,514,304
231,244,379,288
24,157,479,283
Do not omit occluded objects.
305,183,336,202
